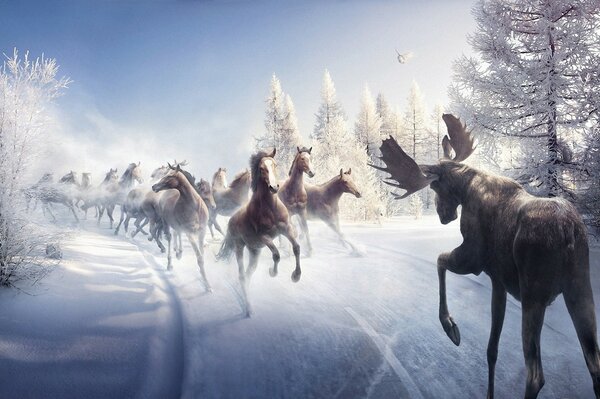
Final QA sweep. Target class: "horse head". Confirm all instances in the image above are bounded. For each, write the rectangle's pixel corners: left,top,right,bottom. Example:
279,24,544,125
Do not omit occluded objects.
338,168,361,198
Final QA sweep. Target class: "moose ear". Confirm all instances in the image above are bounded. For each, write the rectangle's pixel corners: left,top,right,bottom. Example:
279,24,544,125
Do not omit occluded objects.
308,147,312,154
339,168,344,177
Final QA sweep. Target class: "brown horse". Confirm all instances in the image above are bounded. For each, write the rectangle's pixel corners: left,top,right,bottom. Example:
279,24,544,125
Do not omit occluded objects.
151,164,211,291
217,148,301,317
305,169,362,252
278,146,315,255
96,164,143,228
208,168,251,238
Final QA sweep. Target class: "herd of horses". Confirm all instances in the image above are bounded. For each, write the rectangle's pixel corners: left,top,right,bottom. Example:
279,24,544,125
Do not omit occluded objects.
24,150,362,295
24,113,600,398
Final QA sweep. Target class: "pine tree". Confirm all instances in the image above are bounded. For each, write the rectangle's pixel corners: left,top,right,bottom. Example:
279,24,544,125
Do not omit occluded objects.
450,0,600,198
311,70,383,221
255,75,301,177
354,85,382,164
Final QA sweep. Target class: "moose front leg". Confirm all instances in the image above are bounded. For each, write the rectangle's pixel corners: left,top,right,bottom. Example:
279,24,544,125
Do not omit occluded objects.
437,243,483,346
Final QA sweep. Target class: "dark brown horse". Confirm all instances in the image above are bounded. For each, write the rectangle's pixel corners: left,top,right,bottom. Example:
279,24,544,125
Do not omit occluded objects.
152,164,211,291
372,113,600,399
208,168,251,238
278,147,315,255
305,169,362,252
217,149,301,317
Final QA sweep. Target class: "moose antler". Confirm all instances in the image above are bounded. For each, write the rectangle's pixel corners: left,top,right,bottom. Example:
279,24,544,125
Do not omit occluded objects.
441,114,475,162
369,136,435,199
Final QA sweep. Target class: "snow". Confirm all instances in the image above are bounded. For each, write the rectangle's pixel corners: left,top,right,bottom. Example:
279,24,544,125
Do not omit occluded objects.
0,214,598,398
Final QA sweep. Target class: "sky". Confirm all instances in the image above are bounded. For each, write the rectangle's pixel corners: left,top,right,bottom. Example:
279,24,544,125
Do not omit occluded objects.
0,0,476,180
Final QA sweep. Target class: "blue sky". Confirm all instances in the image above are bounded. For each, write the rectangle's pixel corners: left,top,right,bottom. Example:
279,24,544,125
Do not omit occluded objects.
0,0,475,177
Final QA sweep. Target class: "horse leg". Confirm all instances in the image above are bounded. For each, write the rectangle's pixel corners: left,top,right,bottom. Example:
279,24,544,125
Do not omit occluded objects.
44,203,57,222
114,208,126,235
243,247,260,317
326,215,357,252
213,216,225,237
68,202,80,222
165,227,173,270
564,273,600,398
107,205,115,230
234,242,251,317
187,229,211,292
175,232,183,259
260,236,280,278
132,217,148,237
486,279,507,399
97,205,105,226
299,211,312,256
281,227,301,282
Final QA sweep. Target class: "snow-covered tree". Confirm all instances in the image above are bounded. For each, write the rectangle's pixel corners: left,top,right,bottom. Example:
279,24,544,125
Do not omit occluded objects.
401,81,429,214
450,0,600,198
255,75,301,177
430,103,446,161
311,70,382,221
354,85,382,163
0,49,70,285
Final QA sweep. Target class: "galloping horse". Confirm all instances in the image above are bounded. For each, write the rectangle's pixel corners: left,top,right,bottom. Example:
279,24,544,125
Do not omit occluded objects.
217,148,301,317
278,146,315,255
152,164,211,291
208,168,251,238
305,169,362,252
81,168,118,224
99,163,143,229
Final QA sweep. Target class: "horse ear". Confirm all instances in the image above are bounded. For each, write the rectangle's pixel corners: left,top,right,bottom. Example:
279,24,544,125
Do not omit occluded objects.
270,148,277,158
223,168,227,173
176,164,182,172
308,147,312,154
339,168,343,177
297,146,301,153
347,168,352,175
167,163,174,170
138,161,141,166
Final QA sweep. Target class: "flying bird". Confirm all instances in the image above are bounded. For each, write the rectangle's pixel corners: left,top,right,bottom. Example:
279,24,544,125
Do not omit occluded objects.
396,50,414,64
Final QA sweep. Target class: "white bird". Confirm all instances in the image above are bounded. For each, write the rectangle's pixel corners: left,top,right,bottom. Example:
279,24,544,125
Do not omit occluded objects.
396,50,414,64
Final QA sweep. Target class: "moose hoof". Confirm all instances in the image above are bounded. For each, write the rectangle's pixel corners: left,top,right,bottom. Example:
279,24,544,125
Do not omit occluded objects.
441,316,461,346
269,267,277,277
291,270,301,283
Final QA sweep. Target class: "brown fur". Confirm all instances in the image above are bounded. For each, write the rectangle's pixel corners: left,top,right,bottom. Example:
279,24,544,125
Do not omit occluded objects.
217,149,301,317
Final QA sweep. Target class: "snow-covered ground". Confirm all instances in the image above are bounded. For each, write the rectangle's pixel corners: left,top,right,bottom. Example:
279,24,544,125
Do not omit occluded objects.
0,214,599,398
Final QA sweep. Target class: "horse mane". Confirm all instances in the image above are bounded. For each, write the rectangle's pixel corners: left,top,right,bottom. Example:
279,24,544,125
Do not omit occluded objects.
288,146,312,176
250,150,273,191
179,169,196,187
229,169,250,189
119,163,137,184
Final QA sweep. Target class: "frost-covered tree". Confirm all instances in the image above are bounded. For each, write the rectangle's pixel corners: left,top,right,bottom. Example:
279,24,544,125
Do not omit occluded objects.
401,81,429,214
376,93,400,140
0,49,70,285
430,103,446,161
311,70,382,221
450,0,600,197
354,85,382,163
255,75,301,177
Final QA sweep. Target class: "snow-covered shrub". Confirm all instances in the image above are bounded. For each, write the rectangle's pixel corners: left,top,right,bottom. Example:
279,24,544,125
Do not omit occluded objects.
0,49,70,285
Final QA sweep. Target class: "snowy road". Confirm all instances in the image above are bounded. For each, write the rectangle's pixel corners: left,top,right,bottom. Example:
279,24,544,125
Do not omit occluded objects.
0,216,599,398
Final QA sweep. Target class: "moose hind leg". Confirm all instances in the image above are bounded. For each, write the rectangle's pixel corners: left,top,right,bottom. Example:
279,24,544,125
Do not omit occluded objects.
564,279,600,398
487,281,507,399
521,300,546,399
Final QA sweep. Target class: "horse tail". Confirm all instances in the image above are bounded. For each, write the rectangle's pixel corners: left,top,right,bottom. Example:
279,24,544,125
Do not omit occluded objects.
216,231,235,262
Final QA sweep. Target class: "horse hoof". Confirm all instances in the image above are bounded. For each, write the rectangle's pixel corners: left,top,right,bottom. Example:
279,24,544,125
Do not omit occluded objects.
269,267,277,277
206,286,213,293
160,248,166,253
291,270,301,283
167,264,173,271
441,316,461,346
114,230,118,236
176,252,182,260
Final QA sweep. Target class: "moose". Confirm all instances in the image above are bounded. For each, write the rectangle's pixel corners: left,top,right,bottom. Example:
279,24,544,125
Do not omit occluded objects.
371,114,600,399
